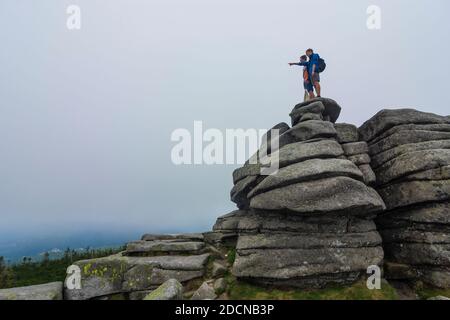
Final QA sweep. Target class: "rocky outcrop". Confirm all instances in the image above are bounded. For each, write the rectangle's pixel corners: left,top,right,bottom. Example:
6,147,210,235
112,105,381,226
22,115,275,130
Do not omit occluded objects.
0,282,63,300
64,234,210,300
143,279,183,300
360,109,450,288
220,98,386,288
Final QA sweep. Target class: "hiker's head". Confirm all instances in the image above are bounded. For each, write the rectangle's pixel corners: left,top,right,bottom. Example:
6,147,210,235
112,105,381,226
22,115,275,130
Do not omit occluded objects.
300,55,307,62
306,48,314,57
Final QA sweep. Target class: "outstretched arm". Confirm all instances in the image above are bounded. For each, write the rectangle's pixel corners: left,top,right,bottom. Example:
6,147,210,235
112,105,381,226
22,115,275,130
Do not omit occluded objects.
289,62,307,66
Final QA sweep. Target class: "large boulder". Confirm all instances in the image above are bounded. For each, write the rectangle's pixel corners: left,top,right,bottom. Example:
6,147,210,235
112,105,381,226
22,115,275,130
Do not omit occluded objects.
250,176,385,215
64,253,209,300
359,109,450,142
0,282,63,300
291,98,342,125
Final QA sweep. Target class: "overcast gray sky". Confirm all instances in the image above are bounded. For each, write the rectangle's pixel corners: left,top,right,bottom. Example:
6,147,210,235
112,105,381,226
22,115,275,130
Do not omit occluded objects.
1,0,449,241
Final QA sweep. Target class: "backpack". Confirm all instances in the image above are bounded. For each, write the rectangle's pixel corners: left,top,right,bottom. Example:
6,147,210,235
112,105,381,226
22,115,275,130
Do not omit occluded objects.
318,57,326,73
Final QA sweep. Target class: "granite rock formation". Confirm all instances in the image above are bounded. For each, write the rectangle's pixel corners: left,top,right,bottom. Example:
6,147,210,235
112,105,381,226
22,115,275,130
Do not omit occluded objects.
360,109,450,288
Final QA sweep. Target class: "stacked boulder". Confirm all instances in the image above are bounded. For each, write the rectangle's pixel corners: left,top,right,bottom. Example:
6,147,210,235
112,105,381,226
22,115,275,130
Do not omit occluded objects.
218,98,386,288
64,233,210,300
359,109,450,288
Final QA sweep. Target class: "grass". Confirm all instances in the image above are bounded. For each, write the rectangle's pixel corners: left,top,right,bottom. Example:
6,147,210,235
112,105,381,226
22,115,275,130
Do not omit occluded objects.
415,283,450,300
226,276,398,300
0,247,124,289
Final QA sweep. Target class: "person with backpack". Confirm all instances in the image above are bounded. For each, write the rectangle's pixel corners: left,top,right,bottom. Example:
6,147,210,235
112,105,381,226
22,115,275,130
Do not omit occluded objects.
289,48,326,98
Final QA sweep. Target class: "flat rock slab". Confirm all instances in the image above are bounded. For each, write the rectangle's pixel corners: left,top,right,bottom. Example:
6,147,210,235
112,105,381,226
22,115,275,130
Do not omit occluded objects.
126,240,205,254
141,233,204,242
347,153,371,165
376,202,450,226
374,149,450,185
334,123,359,143
287,120,337,142
368,130,450,156
272,139,344,169
236,232,382,251
232,246,383,284
378,179,450,210
0,282,63,300
359,108,450,142
342,142,369,156
64,253,209,300
290,101,325,125
292,98,341,124
230,175,262,209
370,140,450,169
250,176,385,215
248,159,363,197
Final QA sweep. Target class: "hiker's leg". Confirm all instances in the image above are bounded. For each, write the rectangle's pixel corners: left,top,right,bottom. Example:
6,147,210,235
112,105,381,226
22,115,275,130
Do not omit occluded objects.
308,90,315,99
314,82,321,97
312,73,321,97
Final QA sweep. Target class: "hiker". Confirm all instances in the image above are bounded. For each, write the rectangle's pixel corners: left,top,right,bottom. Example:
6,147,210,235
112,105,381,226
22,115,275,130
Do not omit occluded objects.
289,48,326,99
306,48,322,98
289,55,315,101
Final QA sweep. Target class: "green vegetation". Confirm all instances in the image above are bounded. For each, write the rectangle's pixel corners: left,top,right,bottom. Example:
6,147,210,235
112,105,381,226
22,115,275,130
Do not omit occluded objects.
0,247,124,289
415,282,450,300
226,248,236,265
226,276,398,300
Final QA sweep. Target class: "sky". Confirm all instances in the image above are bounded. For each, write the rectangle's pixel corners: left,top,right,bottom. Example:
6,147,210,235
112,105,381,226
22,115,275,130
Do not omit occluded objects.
0,0,449,246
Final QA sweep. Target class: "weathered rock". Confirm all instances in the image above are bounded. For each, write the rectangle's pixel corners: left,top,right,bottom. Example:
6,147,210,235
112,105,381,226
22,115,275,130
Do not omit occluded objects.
368,130,450,156
273,139,344,168
64,253,209,300
250,176,385,215
212,261,227,277
232,164,262,184
292,98,341,124
143,279,183,300
359,164,376,185
191,282,217,300
300,112,323,122
141,233,204,242
290,101,325,125
341,142,369,156
347,153,371,165
286,120,337,142
125,240,205,255
213,278,227,294
0,282,63,300
428,296,450,300
335,123,359,143
374,149,450,185
359,109,450,142
248,159,363,198
378,179,450,210
370,140,450,169
230,175,262,209
233,246,383,288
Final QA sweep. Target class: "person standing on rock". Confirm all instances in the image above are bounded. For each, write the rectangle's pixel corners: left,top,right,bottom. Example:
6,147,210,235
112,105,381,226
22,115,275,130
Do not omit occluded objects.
289,48,325,99
289,55,315,101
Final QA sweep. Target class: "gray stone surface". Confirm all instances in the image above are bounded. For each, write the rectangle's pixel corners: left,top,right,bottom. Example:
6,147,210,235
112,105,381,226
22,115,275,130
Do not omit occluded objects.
0,282,63,300
248,159,363,197
290,101,325,125
143,279,183,300
250,176,385,215
359,164,376,185
213,278,227,294
230,175,261,209
334,123,359,143
374,149,450,185
359,108,450,142
191,282,217,300
292,98,341,124
126,240,205,255
347,153,371,165
341,142,369,156
141,233,204,242
212,261,227,277
64,253,209,300
378,179,450,210
272,139,344,168
286,120,337,142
